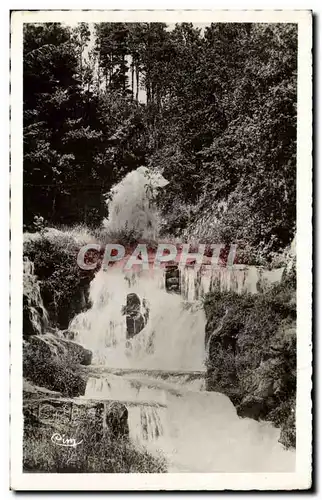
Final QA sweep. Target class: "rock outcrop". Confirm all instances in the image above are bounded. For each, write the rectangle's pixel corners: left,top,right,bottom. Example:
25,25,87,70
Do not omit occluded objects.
165,264,181,294
105,402,129,439
122,293,149,340
23,333,92,397
23,397,129,440
23,230,94,330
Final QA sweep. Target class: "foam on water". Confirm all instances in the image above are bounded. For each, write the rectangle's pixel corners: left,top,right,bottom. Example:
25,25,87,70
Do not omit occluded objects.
71,266,207,371
81,369,295,472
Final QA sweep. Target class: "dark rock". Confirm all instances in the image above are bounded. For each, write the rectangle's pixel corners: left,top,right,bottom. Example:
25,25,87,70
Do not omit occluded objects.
54,283,92,330
27,333,92,366
23,398,130,442
23,379,62,399
23,334,89,397
126,292,141,311
237,395,270,420
165,265,180,294
58,337,92,366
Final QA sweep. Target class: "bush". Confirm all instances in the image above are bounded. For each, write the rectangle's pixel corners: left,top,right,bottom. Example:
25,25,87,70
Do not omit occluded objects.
183,193,296,266
23,335,88,397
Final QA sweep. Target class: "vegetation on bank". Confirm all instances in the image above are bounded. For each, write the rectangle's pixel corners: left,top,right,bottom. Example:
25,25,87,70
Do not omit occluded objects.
204,274,296,449
23,333,91,397
23,227,97,329
24,22,296,257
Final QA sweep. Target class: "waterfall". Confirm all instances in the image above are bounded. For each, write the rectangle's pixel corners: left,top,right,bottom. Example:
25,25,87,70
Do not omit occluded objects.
23,256,48,335
128,406,167,446
68,166,293,472
180,264,285,301
70,261,284,369
84,374,167,406
70,266,206,371
81,372,168,448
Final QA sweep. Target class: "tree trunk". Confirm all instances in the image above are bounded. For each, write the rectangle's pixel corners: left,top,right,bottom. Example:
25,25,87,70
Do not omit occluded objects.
131,59,134,99
146,75,151,104
52,193,56,219
135,64,139,102
123,55,126,92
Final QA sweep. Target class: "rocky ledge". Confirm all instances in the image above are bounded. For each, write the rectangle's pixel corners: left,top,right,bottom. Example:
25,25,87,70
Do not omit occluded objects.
23,332,92,397
24,396,129,441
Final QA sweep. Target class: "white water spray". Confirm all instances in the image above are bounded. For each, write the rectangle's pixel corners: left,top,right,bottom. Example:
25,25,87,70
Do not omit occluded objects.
103,165,169,240
71,266,206,371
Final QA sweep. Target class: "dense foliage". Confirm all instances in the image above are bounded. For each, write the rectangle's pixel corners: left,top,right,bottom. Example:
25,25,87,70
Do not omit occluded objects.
23,228,96,328
24,22,297,255
204,279,296,448
23,334,89,396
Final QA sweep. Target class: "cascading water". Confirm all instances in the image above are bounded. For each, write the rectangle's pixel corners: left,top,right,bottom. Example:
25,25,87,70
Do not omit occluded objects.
103,165,169,240
70,166,295,472
71,267,206,370
23,256,48,335
180,264,285,301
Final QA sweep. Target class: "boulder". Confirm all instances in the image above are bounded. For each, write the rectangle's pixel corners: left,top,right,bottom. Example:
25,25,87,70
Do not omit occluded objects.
23,334,90,397
237,395,270,420
165,265,180,294
105,402,129,439
27,333,92,366
61,329,77,341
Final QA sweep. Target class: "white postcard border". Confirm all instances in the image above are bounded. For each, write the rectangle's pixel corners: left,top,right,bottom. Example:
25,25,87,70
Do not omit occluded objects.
10,9,312,491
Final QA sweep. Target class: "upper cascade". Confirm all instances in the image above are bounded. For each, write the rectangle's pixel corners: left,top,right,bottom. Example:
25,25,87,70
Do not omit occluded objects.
103,166,169,241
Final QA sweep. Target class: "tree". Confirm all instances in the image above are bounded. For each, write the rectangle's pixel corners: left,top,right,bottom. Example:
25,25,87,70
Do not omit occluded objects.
23,22,297,256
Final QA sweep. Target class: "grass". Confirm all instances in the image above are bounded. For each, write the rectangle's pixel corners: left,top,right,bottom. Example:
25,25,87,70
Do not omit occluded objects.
24,419,167,473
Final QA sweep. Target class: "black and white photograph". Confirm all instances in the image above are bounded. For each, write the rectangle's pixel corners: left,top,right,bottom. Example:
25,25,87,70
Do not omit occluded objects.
10,9,312,491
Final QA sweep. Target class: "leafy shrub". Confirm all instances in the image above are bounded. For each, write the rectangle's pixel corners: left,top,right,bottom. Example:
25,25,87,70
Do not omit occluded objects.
184,191,296,266
23,228,97,328
23,420,167,473
204,280,296,448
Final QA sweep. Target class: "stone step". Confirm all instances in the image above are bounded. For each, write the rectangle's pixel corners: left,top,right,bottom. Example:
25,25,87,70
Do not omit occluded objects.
24,396,167,409
85,366,205,379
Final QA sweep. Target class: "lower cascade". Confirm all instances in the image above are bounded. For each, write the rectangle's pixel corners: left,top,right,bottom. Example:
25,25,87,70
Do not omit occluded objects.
70,262,295,472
